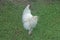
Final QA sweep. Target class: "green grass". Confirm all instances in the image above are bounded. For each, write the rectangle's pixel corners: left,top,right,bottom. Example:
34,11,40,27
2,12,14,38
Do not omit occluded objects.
0,0,60,40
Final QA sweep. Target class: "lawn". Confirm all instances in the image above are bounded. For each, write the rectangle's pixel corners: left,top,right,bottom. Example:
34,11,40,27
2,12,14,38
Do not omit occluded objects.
0,0,60,40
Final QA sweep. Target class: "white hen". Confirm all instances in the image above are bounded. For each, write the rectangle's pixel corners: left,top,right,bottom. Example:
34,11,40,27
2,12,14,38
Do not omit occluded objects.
22,4,38,35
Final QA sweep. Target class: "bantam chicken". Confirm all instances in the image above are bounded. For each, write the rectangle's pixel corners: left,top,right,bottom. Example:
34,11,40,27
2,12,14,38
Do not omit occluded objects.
22,4,38,35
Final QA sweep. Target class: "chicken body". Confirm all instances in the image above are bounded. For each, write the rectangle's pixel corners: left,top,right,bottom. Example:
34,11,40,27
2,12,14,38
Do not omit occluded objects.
22,4,38,35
